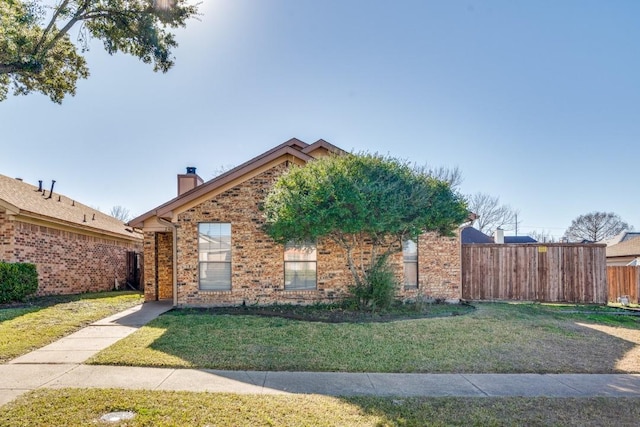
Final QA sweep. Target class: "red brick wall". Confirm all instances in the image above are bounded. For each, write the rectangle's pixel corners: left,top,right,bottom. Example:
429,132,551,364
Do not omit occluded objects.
6,220,141,295
416,231,462,301
157,232,173,300
143,231,157,301
166,162,462,307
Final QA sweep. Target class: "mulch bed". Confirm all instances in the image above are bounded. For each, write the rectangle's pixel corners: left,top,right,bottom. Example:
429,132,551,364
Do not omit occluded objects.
178,302,476,323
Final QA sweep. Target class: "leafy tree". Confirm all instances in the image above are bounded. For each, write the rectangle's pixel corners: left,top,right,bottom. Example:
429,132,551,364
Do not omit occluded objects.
563,211,631,242
262,153,469,298
0,0,199,103
467,192,518,235
109,205,131,222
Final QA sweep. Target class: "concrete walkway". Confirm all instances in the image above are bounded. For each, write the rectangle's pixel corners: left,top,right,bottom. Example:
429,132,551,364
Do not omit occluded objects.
2,301,640,407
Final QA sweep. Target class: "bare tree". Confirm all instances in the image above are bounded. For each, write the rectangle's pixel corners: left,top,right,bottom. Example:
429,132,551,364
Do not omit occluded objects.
529,229,557,243
424,165,463,191
110,205,131,222
563,212,631,242
467,192,518,235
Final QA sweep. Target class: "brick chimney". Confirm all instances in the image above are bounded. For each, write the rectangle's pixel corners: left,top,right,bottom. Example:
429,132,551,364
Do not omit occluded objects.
177,166,204,196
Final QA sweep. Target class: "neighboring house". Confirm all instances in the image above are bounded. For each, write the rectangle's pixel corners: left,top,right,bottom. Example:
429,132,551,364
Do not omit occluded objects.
0,174,142,295
129,138,464,307
606,238,640,266
601,231,640,246
461,226,537,244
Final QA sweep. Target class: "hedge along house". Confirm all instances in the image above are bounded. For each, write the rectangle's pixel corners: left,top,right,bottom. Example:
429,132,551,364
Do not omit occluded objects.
129,138,466,307
0,174,142,295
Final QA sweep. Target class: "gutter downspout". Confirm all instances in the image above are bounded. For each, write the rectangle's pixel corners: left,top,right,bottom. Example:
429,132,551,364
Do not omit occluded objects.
158,217,178,307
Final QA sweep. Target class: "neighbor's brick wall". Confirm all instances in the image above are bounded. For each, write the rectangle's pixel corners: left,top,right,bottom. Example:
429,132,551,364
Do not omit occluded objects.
0,210,15,262
168,161,462,307
9,221,141,295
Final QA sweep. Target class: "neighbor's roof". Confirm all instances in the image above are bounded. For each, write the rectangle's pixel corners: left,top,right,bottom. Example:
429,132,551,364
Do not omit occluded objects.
461,227,537,244
504,236,537,244
606,238,640,258
0,174,140,240
621,232,640,242
600,230,640,246
461,226,494,244
129,138,345,228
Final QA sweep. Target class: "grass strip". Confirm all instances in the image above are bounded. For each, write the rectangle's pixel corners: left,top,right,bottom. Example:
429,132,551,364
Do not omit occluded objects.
1,388,639,427
0,291,143,363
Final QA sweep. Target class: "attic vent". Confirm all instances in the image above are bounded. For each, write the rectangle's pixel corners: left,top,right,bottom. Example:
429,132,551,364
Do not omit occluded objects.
47,180,56,199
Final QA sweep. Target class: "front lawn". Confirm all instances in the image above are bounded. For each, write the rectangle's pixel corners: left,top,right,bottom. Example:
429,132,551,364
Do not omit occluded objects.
88,302,640,373
2,389,640,427
0,291,143,363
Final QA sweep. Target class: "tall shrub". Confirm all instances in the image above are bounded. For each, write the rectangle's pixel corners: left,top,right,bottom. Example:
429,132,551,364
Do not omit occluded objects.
0,262,39,303
263,152,468,297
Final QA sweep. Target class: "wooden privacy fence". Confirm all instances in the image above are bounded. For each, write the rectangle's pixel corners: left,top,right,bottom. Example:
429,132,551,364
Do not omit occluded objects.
607,266,639,304
462,244,607,303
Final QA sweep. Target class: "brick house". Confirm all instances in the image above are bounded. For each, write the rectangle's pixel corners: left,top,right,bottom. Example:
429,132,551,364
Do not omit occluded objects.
129,138,464,307
0,174,142,295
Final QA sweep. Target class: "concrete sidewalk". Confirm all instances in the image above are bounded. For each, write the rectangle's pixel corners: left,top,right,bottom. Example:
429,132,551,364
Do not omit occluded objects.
2,300,640,407
8,300,173,365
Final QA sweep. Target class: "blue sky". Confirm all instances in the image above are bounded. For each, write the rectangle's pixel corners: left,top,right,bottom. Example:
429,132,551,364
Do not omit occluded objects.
1,0,639,239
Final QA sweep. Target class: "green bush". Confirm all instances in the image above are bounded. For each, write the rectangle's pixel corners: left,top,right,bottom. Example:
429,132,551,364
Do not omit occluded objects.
0,262,39,303
348,255,398,311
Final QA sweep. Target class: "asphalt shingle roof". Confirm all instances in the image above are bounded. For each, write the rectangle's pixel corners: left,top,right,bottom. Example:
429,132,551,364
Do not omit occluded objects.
606,238,640,258
0,174,140,240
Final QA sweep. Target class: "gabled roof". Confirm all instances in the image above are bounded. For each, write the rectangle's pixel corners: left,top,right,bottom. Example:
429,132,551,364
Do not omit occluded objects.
461,226,494,244
129,138,346,228
0,174,140,240
606,238,640,258
621,232,640,242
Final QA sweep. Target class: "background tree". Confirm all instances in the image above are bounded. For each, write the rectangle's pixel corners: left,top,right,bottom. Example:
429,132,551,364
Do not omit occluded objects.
467,192,518,235
420,165,463,191
529,229,557,243
263,153,468,307
109,205,131,222
0,0,199,103
563,211,631,242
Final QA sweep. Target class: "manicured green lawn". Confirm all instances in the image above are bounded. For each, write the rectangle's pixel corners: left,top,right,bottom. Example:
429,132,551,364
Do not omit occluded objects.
0,291,143,363
1,388,639,427
89,303,640,373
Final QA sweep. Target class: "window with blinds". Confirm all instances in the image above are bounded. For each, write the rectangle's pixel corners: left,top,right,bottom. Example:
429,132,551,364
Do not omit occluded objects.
198,223,232,290
284,241,317,290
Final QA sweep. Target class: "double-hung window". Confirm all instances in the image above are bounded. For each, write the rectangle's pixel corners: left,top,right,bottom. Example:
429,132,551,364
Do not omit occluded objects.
198,223,231,290
284,241,317,290
403,239,418,289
